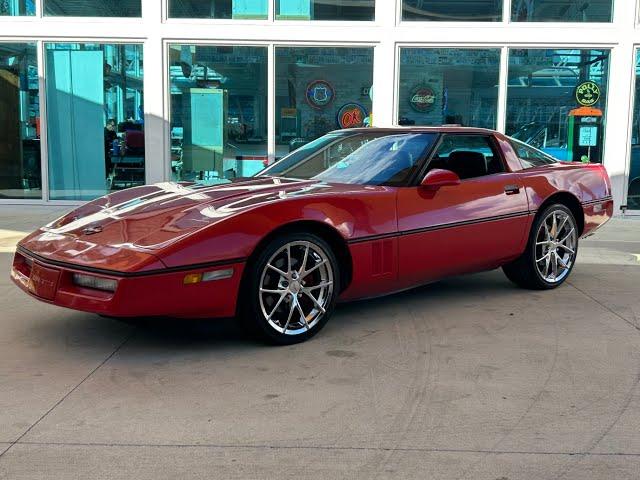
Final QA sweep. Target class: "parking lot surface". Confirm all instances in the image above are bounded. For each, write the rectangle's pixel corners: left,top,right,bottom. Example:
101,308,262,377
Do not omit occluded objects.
1,206,639,479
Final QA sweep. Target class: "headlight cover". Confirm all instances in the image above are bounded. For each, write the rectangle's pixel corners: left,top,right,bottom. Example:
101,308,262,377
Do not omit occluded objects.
72,273,118,292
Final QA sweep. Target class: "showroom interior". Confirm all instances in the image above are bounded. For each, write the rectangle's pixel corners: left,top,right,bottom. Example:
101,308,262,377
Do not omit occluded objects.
0,0,638,213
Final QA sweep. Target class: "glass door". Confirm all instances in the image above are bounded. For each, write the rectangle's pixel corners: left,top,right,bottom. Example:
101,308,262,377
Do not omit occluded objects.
45,43,144,200
628,50,640,212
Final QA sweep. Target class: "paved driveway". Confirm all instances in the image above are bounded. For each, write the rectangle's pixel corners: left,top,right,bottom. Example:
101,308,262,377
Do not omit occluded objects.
1,208,639,479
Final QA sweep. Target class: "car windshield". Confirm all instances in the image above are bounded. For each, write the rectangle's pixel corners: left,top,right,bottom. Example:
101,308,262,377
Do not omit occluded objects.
260,132,437,186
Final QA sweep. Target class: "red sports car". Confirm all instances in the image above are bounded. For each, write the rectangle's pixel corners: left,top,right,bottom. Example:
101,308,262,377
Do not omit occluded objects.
12,127,613,344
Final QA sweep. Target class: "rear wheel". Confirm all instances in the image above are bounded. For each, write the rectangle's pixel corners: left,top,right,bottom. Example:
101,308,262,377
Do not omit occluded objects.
503,204,578,290
241,233,339,345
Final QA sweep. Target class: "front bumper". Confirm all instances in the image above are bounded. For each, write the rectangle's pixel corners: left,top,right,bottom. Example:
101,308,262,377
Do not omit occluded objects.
11,248,245,319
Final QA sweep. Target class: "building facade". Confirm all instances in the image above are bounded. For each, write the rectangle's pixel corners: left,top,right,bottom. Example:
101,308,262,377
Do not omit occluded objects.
0,0,639,215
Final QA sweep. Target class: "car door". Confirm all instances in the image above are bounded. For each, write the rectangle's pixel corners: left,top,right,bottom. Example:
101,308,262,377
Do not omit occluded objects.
396,133,530,288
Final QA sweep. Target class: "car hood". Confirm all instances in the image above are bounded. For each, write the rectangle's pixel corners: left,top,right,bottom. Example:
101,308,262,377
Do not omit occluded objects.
19,178,377,270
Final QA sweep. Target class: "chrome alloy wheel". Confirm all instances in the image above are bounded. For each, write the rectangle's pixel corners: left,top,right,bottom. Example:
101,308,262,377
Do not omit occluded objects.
534,210,577,284
258,241,334,336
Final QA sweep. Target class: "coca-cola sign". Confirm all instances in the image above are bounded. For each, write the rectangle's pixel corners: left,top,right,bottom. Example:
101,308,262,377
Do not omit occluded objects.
409,85,436,113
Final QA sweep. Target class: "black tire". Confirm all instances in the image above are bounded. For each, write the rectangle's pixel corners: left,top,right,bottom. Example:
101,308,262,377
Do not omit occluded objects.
240,232,340,345
503,203,579,290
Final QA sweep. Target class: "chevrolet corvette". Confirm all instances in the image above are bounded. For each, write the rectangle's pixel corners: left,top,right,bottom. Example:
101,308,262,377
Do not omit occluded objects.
12,127,613,344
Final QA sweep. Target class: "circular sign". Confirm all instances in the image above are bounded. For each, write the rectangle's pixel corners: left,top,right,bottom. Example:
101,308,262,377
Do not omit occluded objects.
306,80,335,109
409,85,436,112
575,81,601,107
337,103,368,129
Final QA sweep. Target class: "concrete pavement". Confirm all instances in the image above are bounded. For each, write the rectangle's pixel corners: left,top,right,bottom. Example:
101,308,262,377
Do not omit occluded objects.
0,206,639,479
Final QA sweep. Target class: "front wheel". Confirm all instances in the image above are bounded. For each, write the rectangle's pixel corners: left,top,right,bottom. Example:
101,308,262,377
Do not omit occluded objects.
241,233,340,345
503,204,579,290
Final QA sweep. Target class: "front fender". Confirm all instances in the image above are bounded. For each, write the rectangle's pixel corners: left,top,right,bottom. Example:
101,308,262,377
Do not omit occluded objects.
157,189,398,268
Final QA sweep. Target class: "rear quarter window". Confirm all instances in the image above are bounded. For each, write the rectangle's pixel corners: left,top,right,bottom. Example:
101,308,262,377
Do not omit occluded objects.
509,138,558,168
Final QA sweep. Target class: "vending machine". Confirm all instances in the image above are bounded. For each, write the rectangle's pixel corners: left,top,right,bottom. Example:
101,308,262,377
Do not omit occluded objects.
567,106,603,164
567,80,604,164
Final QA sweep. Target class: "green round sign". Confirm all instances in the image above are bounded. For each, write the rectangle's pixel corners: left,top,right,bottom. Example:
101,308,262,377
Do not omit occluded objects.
575,81,601,107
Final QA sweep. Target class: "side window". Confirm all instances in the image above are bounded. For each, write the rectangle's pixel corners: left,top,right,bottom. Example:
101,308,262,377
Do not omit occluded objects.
431,135,504,180
510,139,558,168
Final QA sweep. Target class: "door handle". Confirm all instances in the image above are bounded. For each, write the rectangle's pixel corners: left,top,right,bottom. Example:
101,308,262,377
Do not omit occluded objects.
504,184,521,195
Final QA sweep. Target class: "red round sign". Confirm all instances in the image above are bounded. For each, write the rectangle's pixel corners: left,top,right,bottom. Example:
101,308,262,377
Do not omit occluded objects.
337,103,368,129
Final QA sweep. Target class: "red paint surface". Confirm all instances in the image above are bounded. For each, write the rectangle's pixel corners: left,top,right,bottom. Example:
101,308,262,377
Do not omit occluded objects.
11,128,613,319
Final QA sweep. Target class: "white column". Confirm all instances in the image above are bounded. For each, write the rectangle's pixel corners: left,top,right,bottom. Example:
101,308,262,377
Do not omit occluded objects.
603,0,637,213
37,40,50,201
372,0,398,127
496,46,509,133
501,0,512,23
141,0,167,184
604,41,635,213
268,43,276,164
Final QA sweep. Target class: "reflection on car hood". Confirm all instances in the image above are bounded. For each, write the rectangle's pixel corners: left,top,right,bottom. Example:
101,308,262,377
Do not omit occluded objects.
30,177,377,251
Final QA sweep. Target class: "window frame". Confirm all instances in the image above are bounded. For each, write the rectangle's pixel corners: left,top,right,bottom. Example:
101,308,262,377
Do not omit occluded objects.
504,47,611,166
0,41,41,199
395,45,504,131
273,44,375,157
164,0,378,24
400,0,504,24
42,0,143,18
167,0,269,22
166,41,270,184
411,132,509,185
42,41,146,201
0,0,36,16
510,0,614,24
274,0,376,22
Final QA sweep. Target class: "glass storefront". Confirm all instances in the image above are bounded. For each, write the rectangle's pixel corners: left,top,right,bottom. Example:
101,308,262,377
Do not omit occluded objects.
169,0,268,19
402,0,502,22
0,43,40,199
45,43,144,200
168,44,268,183
0,0,34,15
628,51,640,210
275,46,374,157
398,48,500,128
512,0,613,22
0,0,636,211
44,0,141,17
275,0,374,20
506,49,609,164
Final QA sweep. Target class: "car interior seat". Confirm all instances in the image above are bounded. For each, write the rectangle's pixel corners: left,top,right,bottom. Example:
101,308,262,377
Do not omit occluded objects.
446,150,488,179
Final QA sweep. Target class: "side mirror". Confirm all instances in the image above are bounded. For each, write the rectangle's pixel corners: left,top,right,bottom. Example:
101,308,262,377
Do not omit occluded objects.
420,169,461,189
